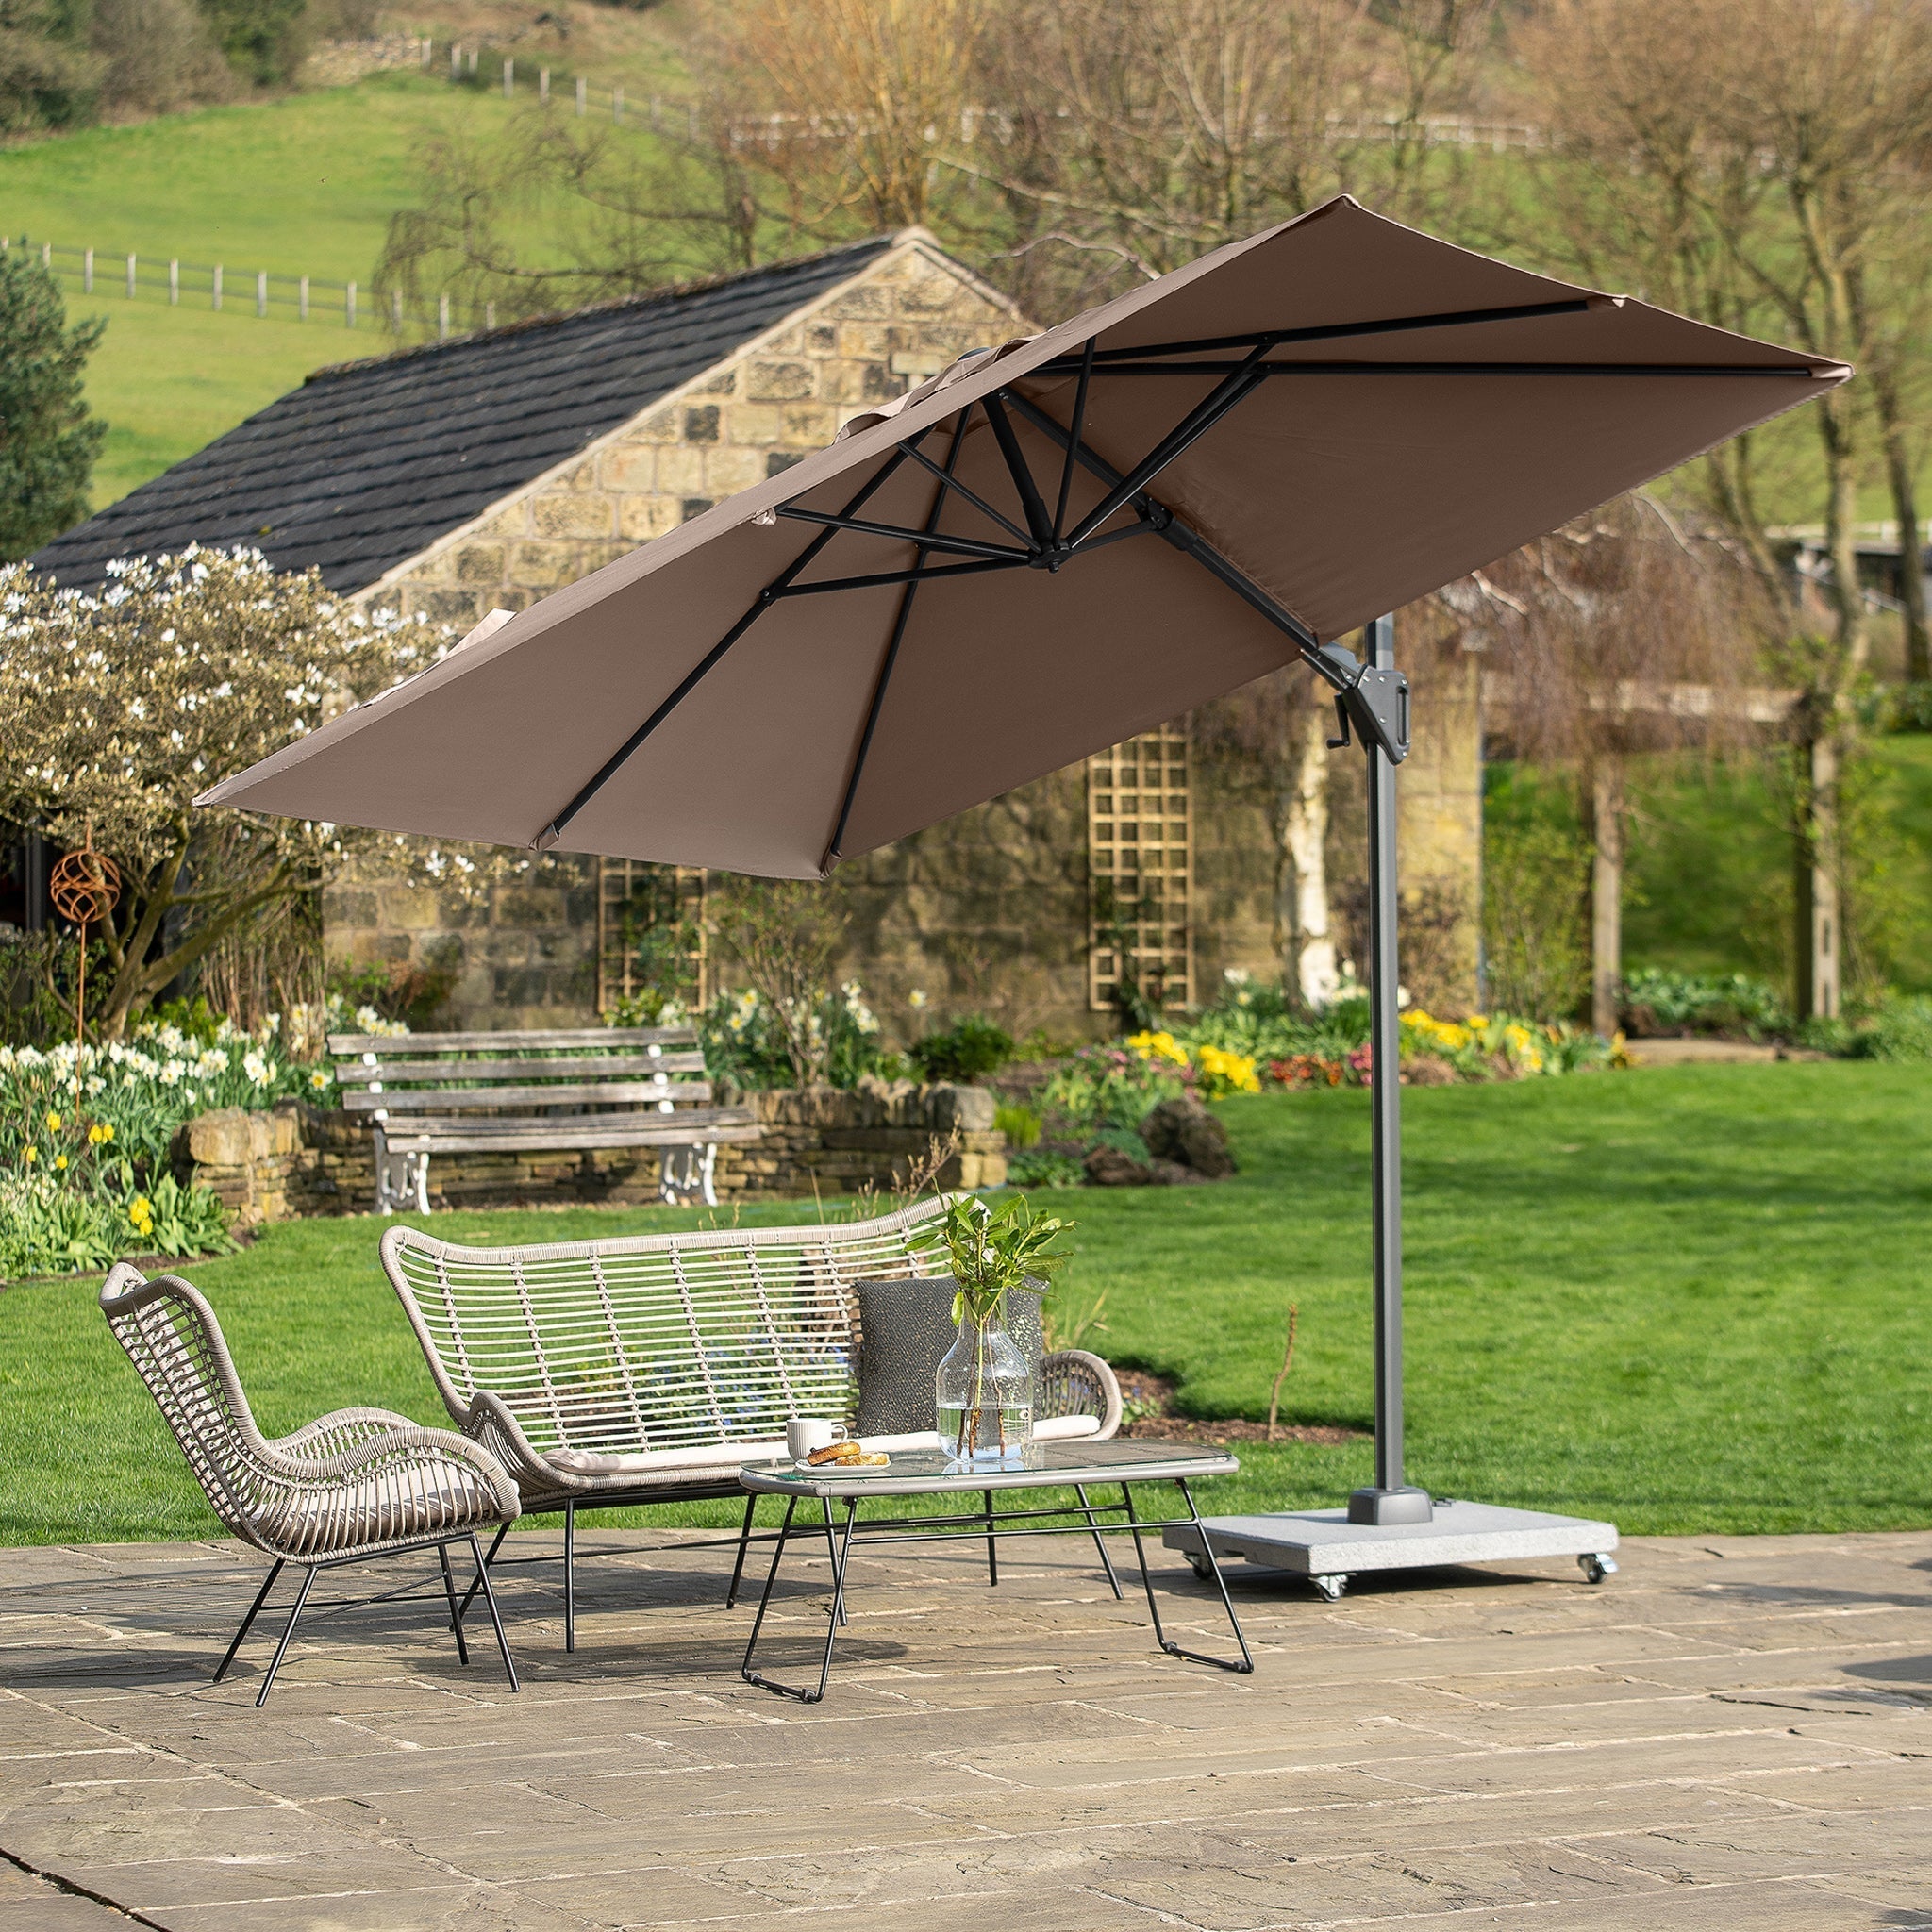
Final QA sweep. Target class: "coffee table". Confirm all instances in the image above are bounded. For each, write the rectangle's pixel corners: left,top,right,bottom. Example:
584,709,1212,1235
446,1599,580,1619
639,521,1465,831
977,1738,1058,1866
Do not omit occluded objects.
737,1440,1252,1702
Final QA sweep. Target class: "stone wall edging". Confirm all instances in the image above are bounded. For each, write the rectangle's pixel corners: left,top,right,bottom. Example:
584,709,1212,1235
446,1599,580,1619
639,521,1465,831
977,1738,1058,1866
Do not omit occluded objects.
172,1082,1006,1224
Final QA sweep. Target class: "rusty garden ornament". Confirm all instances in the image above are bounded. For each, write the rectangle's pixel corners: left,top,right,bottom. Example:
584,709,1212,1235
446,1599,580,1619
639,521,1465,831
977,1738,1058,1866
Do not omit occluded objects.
48,832,122,1046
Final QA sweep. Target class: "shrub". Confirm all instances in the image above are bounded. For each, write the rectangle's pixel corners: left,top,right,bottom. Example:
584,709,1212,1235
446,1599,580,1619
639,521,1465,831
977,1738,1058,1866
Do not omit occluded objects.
909,1016,1014,1084
1007,1148,1086,1190
1039,1044,1186,1130
1621,967,1790,1039
993,1103,1041,1149
1799,993,1932,1062
616,980,905,1090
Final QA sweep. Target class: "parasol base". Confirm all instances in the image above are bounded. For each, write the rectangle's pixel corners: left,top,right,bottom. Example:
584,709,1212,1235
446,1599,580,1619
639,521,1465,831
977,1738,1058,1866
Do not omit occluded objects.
1348,1484,1433,1524
1164,1499,1620,1601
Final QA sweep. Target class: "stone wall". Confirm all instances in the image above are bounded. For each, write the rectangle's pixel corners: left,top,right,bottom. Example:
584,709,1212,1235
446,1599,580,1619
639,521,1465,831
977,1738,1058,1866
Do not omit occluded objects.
173,1086,1007,1223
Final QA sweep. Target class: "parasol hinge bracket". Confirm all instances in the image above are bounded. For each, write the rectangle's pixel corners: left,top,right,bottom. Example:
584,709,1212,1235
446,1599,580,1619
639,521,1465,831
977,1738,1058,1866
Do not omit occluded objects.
1310,644,1410,763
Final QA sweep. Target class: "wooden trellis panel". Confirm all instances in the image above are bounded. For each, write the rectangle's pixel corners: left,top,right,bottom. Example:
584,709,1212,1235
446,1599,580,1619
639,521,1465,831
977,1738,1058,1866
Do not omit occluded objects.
1087,726,1192,1014
596,859,708,1013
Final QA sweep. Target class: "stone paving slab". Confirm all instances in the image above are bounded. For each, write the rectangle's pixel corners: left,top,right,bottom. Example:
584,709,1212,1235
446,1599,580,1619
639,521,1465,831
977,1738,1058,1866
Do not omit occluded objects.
2,1528,1930,1930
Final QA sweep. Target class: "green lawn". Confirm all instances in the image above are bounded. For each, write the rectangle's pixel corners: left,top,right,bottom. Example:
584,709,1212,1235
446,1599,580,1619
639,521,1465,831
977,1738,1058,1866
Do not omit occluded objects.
5,1062,1927,1547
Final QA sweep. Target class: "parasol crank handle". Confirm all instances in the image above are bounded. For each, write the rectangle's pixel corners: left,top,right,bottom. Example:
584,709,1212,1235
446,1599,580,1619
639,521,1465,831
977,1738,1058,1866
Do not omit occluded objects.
1307,641,1410,762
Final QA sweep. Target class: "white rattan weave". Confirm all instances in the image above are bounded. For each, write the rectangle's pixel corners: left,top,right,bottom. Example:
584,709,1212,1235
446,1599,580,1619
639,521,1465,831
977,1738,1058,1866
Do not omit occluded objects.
382,1199,957,1469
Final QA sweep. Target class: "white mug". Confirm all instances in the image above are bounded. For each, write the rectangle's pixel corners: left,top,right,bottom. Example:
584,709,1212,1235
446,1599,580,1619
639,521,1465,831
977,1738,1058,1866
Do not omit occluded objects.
787,1417,848,1461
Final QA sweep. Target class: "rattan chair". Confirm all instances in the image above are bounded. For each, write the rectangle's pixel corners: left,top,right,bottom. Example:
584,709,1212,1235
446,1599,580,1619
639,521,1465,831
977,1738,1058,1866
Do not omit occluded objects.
100,1264,524,1706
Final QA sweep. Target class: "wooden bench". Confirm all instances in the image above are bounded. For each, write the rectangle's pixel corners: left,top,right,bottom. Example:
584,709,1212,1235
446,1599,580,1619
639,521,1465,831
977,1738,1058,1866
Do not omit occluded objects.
379,1196,1124,1650
327,1024,760,1214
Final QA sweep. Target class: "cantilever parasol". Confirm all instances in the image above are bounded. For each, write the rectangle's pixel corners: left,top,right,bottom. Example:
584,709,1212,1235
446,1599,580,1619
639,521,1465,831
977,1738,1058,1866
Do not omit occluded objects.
205,195,1847,1534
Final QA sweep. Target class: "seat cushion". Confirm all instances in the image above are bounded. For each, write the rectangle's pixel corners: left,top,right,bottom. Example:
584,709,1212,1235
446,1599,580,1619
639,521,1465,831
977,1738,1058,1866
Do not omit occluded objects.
544,1438,785,1479
854,1278,1044,1437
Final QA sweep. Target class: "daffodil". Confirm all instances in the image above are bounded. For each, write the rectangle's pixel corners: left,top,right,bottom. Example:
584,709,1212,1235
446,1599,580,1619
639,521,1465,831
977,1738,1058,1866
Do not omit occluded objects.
44,1110,61,1131
54,1154,67,1170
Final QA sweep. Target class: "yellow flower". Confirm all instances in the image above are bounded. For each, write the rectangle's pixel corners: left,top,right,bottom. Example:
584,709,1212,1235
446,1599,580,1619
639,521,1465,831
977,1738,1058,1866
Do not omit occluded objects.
1125,1030,1190,1069
44,1111,61,1131
22,1146,35,1164
54,1154,68,1170
1196,1044,1261,1093
88,1122,115,1145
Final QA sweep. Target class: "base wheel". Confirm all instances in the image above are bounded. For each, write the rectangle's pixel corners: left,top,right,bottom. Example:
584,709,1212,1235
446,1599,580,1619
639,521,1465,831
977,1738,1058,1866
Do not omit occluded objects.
1311,1574,1347,1602
1579,1554,1619,1585
1189,1554,1214,1581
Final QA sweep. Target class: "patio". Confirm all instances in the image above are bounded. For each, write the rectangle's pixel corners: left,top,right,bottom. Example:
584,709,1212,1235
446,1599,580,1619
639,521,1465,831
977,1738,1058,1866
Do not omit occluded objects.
2,1526,1929,1929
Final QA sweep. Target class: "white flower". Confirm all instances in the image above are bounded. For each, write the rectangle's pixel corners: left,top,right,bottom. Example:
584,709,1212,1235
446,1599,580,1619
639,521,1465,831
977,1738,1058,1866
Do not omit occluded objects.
908,989,928,1009
159,1061,184,1086
242,1051,270,1085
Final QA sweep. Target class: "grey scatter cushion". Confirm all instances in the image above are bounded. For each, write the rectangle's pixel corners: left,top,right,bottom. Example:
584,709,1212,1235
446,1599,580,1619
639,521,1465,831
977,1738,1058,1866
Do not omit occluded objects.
853,1278,1044,1437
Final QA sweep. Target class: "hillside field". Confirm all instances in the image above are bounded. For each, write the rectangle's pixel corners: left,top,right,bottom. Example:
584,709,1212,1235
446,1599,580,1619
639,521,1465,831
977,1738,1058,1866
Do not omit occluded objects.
0,72,675,507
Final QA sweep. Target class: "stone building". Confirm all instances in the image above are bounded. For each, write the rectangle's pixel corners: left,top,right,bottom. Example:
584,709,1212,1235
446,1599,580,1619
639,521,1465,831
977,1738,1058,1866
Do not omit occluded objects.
38,232,1484,1037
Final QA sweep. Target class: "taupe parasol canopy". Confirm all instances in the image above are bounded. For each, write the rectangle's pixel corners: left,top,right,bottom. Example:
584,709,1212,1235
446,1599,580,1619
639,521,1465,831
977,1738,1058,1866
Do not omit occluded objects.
202,196,1844,877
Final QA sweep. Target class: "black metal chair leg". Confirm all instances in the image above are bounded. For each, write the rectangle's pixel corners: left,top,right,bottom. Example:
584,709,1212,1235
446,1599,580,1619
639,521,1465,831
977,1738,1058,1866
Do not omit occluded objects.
725,1491,758,1607
983,1488,998,1587
563,1501,576,1653
254,1565,317,1707
1074,1484,1124,1600
213,1558,283,1684
468,1534,521,1691
437,1543,470,1665
1120,1482,1169,1651
458,1520,509,1624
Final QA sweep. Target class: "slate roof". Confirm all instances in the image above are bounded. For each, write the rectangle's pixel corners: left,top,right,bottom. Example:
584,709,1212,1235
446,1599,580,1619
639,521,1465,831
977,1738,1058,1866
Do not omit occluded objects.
33,237,897,594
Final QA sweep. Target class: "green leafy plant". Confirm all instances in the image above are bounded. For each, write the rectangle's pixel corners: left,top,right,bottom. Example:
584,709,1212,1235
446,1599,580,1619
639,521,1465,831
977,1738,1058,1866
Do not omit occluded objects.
1039,1045,1185,1130
1621,968,1790,1039
909,1016,1015,1084
1008,1148,1086,1190
908,1192,1077,1327
993,1102,1041,1149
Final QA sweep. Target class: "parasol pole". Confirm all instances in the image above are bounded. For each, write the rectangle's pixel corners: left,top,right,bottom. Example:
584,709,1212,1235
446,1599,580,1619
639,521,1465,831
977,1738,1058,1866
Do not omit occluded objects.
1349,615,1432,1526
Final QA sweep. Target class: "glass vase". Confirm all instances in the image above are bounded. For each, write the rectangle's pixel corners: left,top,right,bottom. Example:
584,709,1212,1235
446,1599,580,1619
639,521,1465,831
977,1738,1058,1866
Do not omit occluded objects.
935,1310,1035,1471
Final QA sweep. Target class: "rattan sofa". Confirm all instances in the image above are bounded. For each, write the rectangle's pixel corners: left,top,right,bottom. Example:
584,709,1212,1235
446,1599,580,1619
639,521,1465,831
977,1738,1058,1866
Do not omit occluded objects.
379,1196,1124,1648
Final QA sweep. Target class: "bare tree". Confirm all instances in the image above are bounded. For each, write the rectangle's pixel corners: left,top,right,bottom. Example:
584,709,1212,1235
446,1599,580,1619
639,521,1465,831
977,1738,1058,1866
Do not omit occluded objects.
1453,496,1773,1034
1521,0,1932,1018
375,102,769,332
691,0,991,236
712,878,849,1086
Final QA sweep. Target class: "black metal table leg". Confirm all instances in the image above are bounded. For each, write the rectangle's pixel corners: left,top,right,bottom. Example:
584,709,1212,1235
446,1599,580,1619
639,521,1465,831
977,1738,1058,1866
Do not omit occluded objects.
823,1499,848,1625
254,1565,317,1707
1074,1483,1124,1600
213,1557,283,1685
983,1489,998,1587
743,1496,857,1704
437,1543,470,1665
725,1491,758,1607
1121,1483,1252,1674
1176,1481,1253,1671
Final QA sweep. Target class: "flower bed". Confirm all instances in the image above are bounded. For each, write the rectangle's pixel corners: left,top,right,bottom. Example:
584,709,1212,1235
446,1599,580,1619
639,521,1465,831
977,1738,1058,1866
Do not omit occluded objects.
0,1013,341,1277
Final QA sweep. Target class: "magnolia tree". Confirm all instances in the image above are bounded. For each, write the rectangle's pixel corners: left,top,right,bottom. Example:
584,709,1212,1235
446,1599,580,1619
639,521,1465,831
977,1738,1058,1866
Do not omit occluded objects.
0,547,441,1041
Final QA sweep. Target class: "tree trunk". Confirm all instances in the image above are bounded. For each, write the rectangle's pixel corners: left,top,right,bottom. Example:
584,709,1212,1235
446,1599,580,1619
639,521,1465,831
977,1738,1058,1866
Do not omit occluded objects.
1874,372,1930,683
1282,703,1337,1007
1792,727,1841,1023
1590,760,1625,1038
